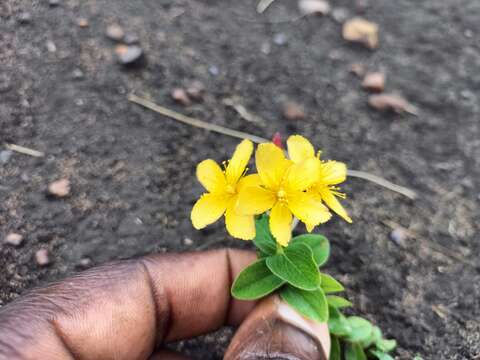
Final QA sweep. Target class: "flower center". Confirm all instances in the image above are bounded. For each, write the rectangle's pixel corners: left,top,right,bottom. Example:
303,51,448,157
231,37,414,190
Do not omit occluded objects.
277,189,286,201
226,184,236,194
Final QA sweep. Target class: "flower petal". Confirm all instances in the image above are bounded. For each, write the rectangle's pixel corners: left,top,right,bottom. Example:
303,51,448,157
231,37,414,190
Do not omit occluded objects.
318,186,352,223
225,198,255,240
256,143,291,190
237,174,262,193
270,202,293,246
318,161,347,185
287,135,315,163
284,158,321,192
226,139,253,184
236,186,276,215
196,159,227,193
288,191,332,231
191,193,228,229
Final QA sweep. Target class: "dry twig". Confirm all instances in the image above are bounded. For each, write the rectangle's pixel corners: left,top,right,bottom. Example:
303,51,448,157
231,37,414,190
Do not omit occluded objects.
5,143,44,157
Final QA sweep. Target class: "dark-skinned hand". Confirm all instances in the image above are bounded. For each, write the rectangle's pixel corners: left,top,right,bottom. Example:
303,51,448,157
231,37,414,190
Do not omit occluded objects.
0,249,256,360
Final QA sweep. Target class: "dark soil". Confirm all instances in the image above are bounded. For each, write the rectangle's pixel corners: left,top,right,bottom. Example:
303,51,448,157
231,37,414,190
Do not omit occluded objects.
1,0,479,359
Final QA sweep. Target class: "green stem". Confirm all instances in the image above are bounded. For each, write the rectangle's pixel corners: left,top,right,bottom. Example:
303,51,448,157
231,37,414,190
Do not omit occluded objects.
276,242,284,254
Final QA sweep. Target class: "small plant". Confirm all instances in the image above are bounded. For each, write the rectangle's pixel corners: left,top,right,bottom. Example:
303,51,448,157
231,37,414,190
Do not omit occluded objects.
191,135,397,359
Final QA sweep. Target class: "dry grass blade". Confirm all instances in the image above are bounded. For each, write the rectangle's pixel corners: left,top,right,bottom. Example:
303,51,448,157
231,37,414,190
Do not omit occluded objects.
257,0,277,13
347,170,417,200
5,143,45,157
128,94,268,143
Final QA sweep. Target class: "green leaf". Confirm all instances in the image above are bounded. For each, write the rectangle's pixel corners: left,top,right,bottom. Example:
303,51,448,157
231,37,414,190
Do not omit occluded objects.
320,273,344,293
376,338,397,353
345,342,367,360
329,335,341,360
345,316,374,343
253,215,277,256
266,242,320,290
369,350,395,360
413,355,424,360
328,305,352,336
280,285,329,322
362,326,382,348
292,234,330,266
231,258,285,300
327,295,352,309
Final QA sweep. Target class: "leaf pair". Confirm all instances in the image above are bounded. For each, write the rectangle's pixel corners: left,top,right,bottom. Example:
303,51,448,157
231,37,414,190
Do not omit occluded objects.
232,215,339,322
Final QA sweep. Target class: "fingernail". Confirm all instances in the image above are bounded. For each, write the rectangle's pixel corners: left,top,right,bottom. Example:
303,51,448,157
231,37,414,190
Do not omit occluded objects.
224,295,330,360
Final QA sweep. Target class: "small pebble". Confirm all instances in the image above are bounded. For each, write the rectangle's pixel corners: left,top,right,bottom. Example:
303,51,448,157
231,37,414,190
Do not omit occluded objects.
72,68,84,79
0,150,13,164
46,40,57,53
273,33,287,46
362,72,385,92
35,249,51,266
208,65,219,76
106,24,125,41
171,88,191,106
298,0,331,15
342,17,379,49
17,12,32,24
260,42,271,55
283,101,305,121
186,80,205,101
4,233,23,247
49,0,60,6
115,45,144,66
183,238,194,246
77,18,89,28
390,228,407,247
368,93,417,114
79,257,92,267
48,178,70,198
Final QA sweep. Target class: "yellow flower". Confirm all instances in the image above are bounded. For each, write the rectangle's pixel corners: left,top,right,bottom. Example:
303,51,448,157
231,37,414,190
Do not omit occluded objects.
191,139,260,240
287,135,352,223
236,142,331,246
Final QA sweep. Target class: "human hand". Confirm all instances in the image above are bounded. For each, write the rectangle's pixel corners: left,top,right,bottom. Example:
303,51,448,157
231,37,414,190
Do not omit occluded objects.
0,249,257,360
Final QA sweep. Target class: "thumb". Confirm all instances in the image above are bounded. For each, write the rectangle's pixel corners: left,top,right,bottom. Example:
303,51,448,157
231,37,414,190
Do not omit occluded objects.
224,295,330,360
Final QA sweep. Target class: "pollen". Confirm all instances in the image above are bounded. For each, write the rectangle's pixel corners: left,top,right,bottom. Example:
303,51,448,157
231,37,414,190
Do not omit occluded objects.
277,189,287,200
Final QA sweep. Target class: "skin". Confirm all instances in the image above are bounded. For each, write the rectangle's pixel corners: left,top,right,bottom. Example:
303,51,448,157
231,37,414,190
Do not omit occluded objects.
0,249,257,360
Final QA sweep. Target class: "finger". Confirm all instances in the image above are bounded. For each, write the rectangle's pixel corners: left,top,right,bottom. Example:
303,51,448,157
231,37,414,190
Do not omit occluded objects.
0,249,256,360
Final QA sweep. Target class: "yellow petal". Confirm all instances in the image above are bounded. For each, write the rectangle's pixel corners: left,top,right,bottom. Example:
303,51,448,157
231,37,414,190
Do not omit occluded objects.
318,186,352,223
226,139,253,184
237,174,262,193
256,143,291,190
191,193,228,229
287,135,315,163
196,159,227,193
318,161,347,185
225,198,255,240
288,191,332,231
236,186,276,215
270,202,292,246
284,158,321,192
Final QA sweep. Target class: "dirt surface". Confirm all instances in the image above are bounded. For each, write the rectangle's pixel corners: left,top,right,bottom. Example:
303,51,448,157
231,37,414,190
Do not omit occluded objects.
1,0,479,359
